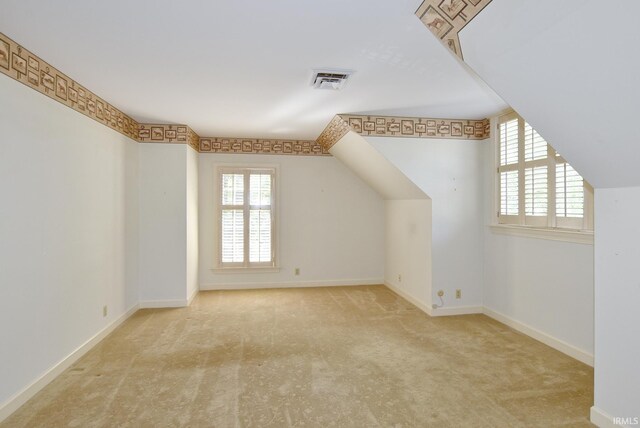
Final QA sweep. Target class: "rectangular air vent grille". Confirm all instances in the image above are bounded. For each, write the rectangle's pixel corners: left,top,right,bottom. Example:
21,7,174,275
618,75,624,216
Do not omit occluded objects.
311,69,354,90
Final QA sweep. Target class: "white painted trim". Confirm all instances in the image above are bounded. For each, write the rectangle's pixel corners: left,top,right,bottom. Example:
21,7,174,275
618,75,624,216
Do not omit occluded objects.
210,267,281,274
384,282,433,316
431,305,483,317
590,407,620,428
489,224,594,245
201,278,383,291
384,283,482,317
213,164,280,270
187,288,199,306
0,304,140,423
483,307,594,366
384,285,593,366
139,299,189,308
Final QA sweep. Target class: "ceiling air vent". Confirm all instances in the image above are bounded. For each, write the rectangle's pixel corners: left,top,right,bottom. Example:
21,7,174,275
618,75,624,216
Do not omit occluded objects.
310,69,354,90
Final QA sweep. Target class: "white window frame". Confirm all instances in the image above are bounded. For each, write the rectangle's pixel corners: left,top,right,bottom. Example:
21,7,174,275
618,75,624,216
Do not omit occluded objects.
491,112,594,244
213,164,279,271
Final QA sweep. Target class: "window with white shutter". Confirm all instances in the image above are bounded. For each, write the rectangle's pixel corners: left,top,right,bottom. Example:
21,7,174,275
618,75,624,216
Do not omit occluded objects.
496,112,593,230
217,167,276,268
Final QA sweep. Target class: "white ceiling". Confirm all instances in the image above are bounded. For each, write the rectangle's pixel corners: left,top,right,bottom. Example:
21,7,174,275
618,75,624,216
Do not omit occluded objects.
1,0,506,140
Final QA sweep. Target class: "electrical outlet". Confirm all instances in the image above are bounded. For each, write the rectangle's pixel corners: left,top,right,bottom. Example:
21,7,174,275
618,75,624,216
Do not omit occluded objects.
398,274,402,282
437,290,444,297
102,306,108,317
456,289,462,299
294,268,300,276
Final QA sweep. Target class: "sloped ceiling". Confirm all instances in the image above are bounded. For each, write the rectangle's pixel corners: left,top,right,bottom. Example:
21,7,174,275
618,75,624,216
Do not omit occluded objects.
460,0,640,188
0,0,505,140
329,131,427,200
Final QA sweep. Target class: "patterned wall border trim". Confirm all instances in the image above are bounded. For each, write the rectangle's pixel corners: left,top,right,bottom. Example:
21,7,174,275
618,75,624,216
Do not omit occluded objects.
138,123,200,151
415,0,492,59
0,32,139,140
316,115,352,151
2,31,490,156
339,114,490,140
199,137,330,156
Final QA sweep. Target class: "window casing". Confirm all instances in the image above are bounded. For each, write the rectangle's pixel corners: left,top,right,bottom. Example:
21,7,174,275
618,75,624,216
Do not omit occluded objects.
216,166,277,269
497,112,593,230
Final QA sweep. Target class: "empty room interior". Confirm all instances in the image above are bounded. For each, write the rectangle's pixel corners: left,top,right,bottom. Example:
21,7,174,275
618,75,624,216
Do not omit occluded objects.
1,0,639,426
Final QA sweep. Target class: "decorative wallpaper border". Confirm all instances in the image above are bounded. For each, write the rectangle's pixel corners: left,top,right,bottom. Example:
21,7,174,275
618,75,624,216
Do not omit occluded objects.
187,128,200,152
138,123,200,151
340,114,490,140
2,31,492,157
316,116,352,151
0,32,138,140
415,0,493,59
0,32,205,151
199,137,329,156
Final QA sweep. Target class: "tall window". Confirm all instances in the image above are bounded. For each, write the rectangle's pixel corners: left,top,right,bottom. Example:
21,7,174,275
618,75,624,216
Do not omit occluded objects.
497,112,592,230
217,167,276,268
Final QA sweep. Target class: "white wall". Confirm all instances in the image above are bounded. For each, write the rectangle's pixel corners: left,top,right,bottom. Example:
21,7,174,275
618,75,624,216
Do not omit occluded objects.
0,75,138,409
480,131,594,363
460,2,640,423
138,143,188,305
186,147,199,302
368,137,485,309
483,233,594,354
198,153,385,289
385,199,432,310
593,187,640,420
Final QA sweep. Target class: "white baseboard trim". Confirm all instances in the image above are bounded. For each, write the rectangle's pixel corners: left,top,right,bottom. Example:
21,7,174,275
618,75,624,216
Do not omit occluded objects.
483,307,594,367
382,284,593,367
590,406,620,428
200,278,383,291
384,282,433,316
384,283,483,317
187,287,199,305
139,299,189,308
0,303,140,424
431,305,484,317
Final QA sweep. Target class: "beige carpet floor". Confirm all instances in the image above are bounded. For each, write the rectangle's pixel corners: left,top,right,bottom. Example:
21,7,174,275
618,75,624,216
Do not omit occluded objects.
2,285,594,427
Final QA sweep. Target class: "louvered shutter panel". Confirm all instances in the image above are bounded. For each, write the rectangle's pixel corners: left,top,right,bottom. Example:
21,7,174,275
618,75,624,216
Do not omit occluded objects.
221,173,244,263
524,123,547,161
556,163,584,218
500,171,519,216
249,174,272,263
525,166,548,216
499,119,519,166
221,210,244,262
498,116,519,220
495,112,590,230
218,168,276,268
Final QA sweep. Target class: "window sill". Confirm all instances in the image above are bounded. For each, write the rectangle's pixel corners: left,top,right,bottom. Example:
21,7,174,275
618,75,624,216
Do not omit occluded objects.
489,224,593,245
210,266,281,274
